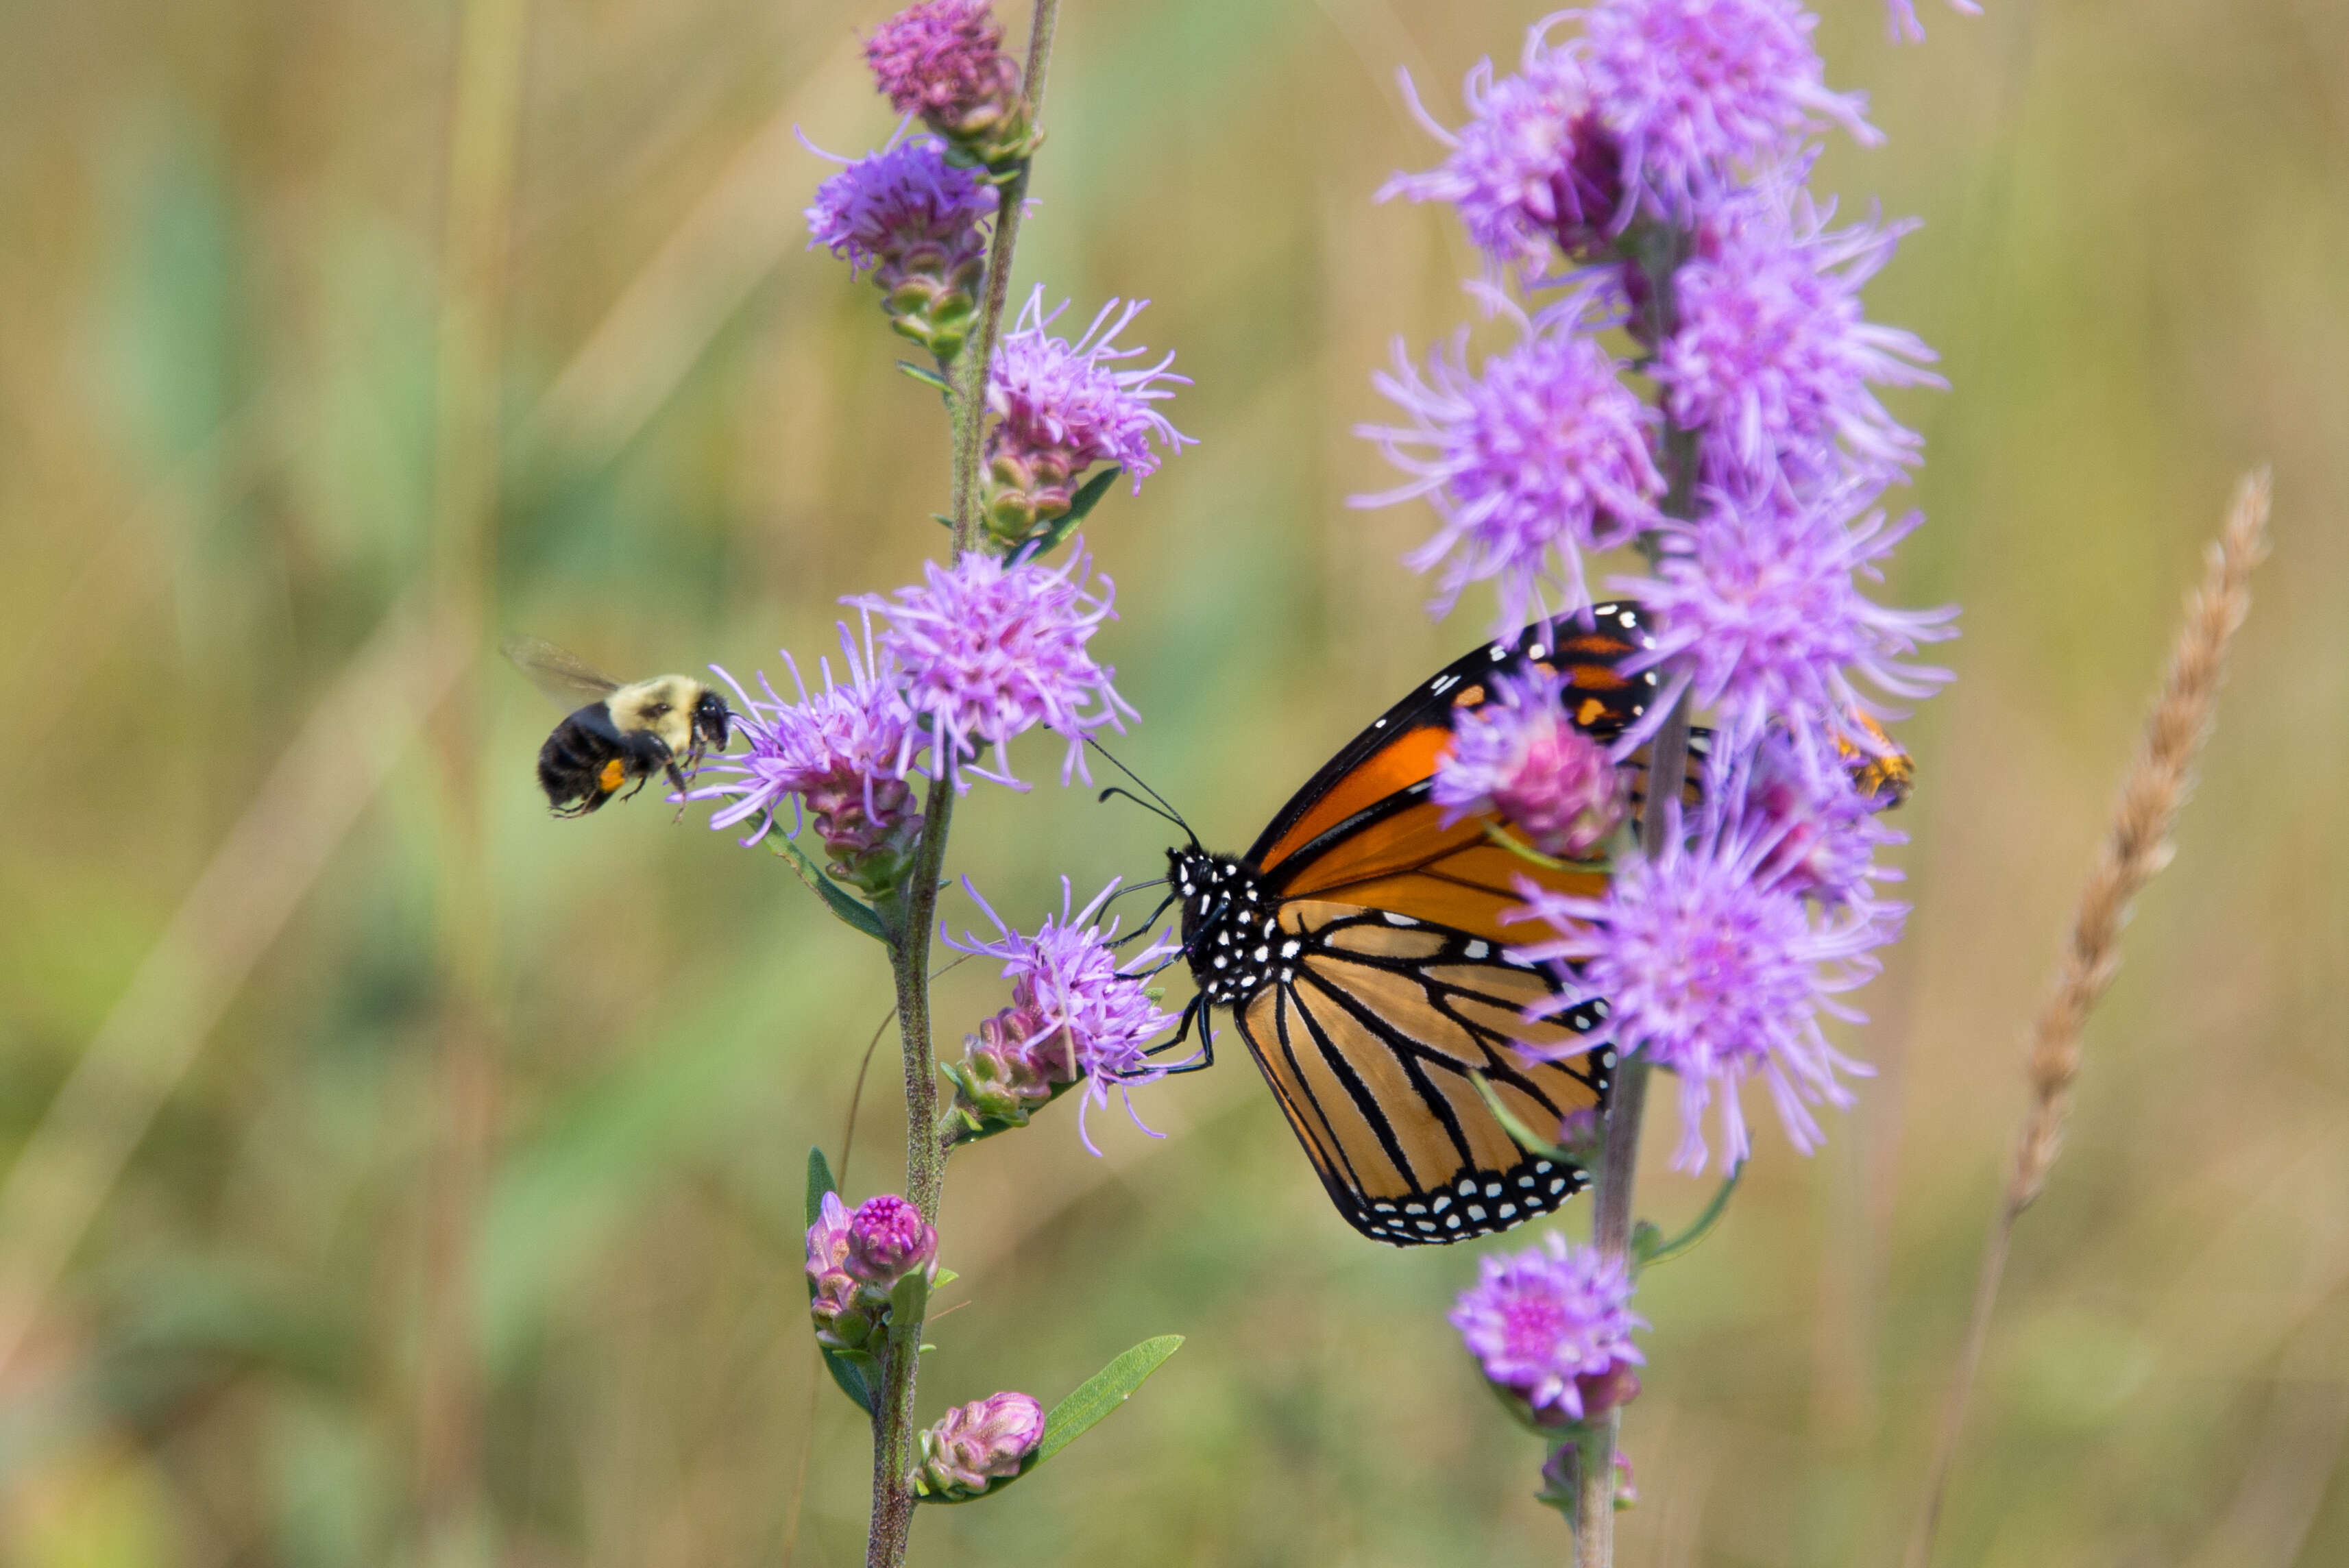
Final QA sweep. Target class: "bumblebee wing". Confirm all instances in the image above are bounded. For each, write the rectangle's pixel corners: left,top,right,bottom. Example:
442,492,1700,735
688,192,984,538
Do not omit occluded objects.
502,635,622,707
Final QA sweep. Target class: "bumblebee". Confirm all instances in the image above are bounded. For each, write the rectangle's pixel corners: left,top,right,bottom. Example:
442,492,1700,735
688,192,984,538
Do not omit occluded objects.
502,636,731,817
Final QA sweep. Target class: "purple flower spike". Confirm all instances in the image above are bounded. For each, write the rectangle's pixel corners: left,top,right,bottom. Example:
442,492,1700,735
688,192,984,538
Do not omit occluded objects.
1506,790,1897,1173
856,547,1136,792
984,289,1195,544
864,0,1031,163
1434,664,1627,860
1382,21,1623,271
1622,482,1956,768
681,617,925,891
910,1391,1046,1499
1451,1233,1646,1426
1659,190,1942,491
845,1194,939,1289
805,134,997,360
1583,0,1877,220
1356,295,1664,631
945,877,1193,1153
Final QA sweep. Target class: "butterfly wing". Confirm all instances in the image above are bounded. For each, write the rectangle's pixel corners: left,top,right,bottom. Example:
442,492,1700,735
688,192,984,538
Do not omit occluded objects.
1233,901,1609,1245
1220,603,1668,1245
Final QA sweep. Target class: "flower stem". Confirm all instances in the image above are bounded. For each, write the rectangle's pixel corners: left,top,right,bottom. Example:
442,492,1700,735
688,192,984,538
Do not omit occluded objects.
1577,229,1698,1567
866,7,1064,1564
948,0,1062,553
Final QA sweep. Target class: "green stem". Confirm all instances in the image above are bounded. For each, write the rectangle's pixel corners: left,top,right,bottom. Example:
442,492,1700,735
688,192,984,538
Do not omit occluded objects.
865,8,1064,1565
1574,225,1699,1568
949,0,1062,552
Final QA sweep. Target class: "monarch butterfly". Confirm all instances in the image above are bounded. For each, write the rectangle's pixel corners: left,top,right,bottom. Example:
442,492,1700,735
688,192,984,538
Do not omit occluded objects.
1160,602,1672,1246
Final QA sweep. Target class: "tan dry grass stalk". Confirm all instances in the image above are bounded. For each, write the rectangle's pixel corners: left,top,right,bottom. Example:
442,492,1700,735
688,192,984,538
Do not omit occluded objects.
1904,469,2273,1568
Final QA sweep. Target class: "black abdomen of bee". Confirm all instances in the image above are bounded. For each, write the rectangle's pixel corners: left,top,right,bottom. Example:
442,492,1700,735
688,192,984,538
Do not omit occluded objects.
535,702,675,816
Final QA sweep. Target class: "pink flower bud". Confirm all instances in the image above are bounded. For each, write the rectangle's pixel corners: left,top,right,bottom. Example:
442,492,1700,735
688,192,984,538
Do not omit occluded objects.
844,1195,938,1289
910,1391,1046,1499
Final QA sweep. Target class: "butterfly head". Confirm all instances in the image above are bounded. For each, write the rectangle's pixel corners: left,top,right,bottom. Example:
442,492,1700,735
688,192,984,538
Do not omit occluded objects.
1167,847,1283,1007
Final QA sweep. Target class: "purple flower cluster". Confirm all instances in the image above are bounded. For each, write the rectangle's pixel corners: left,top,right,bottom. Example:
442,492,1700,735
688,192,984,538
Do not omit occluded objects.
1451,1233,1646,1425
1657,186,1942,492
685,618,926,887
1507,788,1894,1171
686,553,1144,869
984,291,1195,545
1356,295,1662,628
864,0,1030,164
1370,0,1962,1172
945,877,1192,1153
805,134,997,361
857,548,1134,791
1432,664,1627,861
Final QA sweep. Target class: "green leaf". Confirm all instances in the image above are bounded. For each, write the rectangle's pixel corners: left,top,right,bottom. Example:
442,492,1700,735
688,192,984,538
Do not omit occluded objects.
805,1147,837,1229
1633,1162,1742,1271
889,1269,932,1329
897,359,953,393
823,1347,875,1414
1468,1072,1577,1164
768,833,890,943
1034,1334,1182,1467
1019,465,1122,561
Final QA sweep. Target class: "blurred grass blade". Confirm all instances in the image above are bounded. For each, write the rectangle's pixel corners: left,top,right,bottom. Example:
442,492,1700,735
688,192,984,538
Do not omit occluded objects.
0,592,464,1377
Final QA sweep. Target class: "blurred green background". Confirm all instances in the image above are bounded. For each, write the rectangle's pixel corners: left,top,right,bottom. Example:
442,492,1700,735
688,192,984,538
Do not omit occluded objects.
3,0,2346,1563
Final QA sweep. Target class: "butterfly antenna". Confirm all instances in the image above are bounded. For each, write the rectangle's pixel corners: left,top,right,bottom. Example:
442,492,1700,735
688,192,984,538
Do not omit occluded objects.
1088,738,1199,846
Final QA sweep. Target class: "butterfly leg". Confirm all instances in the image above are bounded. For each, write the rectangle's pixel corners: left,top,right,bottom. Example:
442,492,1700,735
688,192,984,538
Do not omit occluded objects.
1149,994,1215,1073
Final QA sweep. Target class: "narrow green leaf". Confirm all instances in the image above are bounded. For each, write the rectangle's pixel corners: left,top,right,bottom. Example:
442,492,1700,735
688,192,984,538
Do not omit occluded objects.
1635,1162,1742,1270
805,1148,837,1229
768,834,890,943
1034,1334,1182,1467
1468,1072,1577,1164
823,1347,875,1414
1019,465,1122,561
897,359,953,393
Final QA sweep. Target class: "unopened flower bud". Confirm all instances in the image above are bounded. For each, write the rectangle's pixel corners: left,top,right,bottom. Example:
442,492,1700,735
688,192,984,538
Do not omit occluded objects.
845,1195,938,1290
864,0,1036,169
910,1391,1046,1499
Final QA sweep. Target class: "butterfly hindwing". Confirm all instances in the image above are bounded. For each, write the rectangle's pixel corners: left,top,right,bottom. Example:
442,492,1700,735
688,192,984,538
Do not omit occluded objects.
1228,901,1606,1245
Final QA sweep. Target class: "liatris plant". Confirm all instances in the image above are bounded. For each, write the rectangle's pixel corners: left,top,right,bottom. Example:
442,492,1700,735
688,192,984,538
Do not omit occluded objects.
1365,1,1963,1556
649,4,1189,1561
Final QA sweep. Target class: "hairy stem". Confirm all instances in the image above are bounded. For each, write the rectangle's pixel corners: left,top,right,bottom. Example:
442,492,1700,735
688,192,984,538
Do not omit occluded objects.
949,0,1062,552
1576,230,1698,1567
866,8,1064,1565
